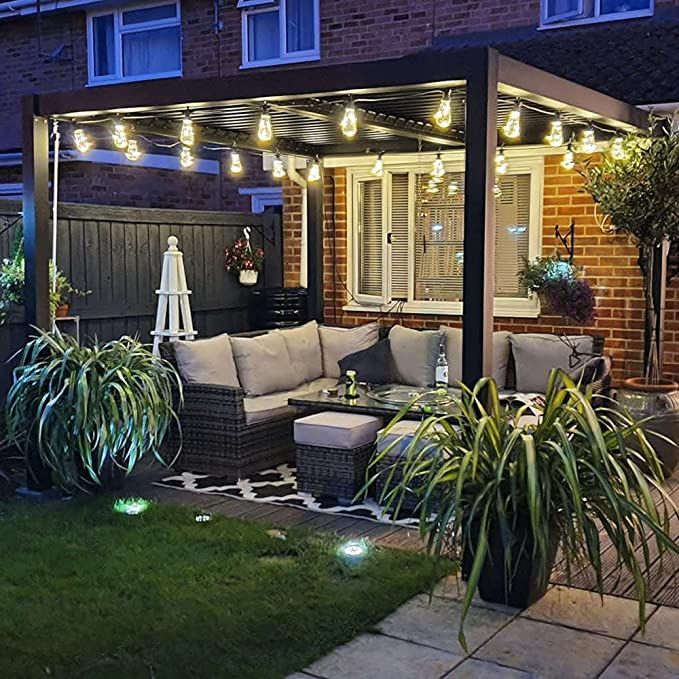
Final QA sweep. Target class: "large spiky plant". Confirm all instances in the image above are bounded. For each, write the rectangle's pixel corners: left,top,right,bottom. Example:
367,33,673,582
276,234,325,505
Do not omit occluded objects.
6,330,182,491
365,373,678,649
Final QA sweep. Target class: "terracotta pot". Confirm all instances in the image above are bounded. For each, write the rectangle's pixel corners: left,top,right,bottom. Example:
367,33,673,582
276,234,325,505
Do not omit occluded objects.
239,270,258,286
55,304,70,318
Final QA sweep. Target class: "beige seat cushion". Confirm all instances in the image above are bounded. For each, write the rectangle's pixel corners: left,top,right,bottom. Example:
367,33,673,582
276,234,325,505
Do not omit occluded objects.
277,321,323,384
231,332,298,397
294,411,383,449
389,325,442,387
243,377,338,425
174,334,240,387
318,322,379,379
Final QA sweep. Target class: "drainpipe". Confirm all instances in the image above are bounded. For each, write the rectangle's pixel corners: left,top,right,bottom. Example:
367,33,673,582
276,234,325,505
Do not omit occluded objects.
286,157,308,288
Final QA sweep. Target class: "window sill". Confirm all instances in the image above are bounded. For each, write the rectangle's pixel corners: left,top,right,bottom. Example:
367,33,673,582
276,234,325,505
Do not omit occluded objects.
539,8,652,30
239,54,320,70
87,70,182,87
343,298,540,319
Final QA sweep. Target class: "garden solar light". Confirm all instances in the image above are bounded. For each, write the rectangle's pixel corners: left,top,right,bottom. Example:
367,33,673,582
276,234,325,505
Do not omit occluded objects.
230,149,243,175
581,125,597,153
180,111,195,147
340,100,358,138
502,100,521,139
433,90,452,129
257,106,273,142
179,145,194,169
73,128,92,154
194,512,212,523
113,497,150,516
337,539,371,568
112,119,128,149
124,138,142,162
546,115,564,147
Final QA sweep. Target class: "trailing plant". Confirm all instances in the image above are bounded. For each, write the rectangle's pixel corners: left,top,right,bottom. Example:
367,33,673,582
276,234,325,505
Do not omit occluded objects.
365,374,678,649
5,331,183,491
49,266,89,317
224,237,264,276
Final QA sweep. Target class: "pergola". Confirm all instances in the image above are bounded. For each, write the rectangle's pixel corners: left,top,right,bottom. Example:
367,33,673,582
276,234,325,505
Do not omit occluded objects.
23,46,646,384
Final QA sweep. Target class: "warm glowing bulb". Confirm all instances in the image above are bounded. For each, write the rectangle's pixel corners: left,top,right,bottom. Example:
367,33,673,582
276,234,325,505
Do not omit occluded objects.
112,121,127,149
124,138,142,161
561,147,575,170
179,145,194,169
180,114,195,146
581,126,597,154
431,153,445,179
426,179,439,194
503,103,521,139
433,90,452,129
371,153,384,177
495,148,508,175
340,101,358,138
230,150,243,175
308,157,321,182
610,136,626,160
73,128,92,154
272,154,286,178
546,116,564,147
257,110,273,142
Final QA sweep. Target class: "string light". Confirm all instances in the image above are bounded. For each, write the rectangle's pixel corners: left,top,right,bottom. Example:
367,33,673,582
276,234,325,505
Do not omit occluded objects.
112,119,128,149
581,125,597,154
179,145,194,169
73,128,92,153
561,142,575,170
257,106,273,143
546,115,564,147
180,111,195,147
431,152,445,179
124,138,142,161
610,135,626,160
229,149,243,175
340,100,358,138
433,90,452,129
307,156,322,182
503,100,521,139
371,152,384,177
495,146,508,175
272,153,286,178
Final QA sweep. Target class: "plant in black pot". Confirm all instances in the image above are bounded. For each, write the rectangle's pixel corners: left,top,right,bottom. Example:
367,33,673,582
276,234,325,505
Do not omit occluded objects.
5,331,182,492
365,373,678,649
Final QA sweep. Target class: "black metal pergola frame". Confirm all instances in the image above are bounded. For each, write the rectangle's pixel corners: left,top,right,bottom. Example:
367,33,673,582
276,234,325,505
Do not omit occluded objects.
23,46,646,384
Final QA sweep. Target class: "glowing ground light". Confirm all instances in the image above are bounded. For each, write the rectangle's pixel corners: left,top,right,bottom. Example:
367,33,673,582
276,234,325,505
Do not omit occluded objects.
113,497,150,516
337,539,372,568
195,512,212,523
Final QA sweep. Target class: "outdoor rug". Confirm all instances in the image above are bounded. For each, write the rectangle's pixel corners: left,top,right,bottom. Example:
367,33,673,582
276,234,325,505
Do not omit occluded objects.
155,463,420,526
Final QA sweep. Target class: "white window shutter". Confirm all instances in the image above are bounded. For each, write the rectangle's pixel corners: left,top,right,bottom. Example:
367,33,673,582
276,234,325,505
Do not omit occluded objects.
389,173,410,300
355,179,387,304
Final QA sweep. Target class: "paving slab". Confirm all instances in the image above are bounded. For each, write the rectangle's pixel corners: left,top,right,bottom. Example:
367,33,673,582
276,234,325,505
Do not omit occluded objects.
475,617,624,679
434,575,521,615
599,640,679,678
633,606,679,651
446,658,535,678
378,593,515,656
285,674,314,679
522,585,652,639
304,632,459,679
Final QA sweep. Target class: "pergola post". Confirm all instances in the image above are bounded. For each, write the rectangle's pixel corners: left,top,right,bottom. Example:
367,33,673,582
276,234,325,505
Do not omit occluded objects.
306,179,324,323
462,49,498,386
22,96,51,330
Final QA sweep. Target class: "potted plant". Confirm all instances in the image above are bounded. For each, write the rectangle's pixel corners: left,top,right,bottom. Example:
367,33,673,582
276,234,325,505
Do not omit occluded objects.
224,237,264,286
366,374,678,649
5,330,183,492
49,265,89,318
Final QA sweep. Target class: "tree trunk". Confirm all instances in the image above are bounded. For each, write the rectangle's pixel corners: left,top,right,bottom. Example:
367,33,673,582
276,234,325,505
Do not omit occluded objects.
642,241,669,382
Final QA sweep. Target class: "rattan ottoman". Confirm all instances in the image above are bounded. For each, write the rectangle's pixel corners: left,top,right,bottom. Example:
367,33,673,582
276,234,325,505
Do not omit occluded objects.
294,411,383,504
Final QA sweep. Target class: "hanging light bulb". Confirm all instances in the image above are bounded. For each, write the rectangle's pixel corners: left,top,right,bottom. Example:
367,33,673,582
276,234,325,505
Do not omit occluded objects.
545,115,564,147
257,106,273,143
340,100,358,138
179,145,194,169
124,138,142,161
73,128,92,154
610,135,626,160
503,101,521,139
272,153,286,179
112,119,128,149
495,147,508,175
433,90,452,129
581,125,597,154
307,156,322,182
371,152,384,177
180,112,195,147
561,143,575,170
229,149,243,175
431,153,445,179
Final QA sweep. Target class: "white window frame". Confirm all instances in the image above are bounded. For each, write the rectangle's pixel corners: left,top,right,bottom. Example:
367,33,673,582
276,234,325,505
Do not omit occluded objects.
540,0,653,29
87,0,182,86
344,151,544,319
240,0,320,70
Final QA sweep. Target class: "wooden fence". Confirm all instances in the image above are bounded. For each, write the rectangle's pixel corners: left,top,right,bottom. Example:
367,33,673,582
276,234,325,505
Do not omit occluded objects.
0,201,282,397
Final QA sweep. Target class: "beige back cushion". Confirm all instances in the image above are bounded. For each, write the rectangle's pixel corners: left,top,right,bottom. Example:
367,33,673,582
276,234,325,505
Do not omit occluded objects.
318,322,379,379
389,325,442,387
174,334,240,387
230,332,298,396
277,321,323,384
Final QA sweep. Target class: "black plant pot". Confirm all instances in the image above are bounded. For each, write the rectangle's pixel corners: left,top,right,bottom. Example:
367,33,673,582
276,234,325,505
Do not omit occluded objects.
461,514,559,609
25,444,53,491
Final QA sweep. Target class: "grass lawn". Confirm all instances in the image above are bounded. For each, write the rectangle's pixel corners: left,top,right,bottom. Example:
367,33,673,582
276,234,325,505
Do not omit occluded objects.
0,498,450,678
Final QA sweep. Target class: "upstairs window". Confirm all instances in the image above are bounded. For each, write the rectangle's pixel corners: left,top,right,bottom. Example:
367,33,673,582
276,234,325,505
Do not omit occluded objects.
88,1,182,84
541,0,653,27
239,0,319,68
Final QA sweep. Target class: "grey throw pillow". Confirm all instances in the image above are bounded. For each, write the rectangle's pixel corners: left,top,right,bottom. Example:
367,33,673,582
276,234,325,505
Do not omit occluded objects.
277,321,323,384
318,322,379,379
174,334,240,387
230,332,299,396
388,325,442,387
509,333,595,394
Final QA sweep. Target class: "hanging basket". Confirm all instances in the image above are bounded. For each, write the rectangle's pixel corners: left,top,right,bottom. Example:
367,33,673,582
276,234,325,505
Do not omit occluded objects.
239,269,259,286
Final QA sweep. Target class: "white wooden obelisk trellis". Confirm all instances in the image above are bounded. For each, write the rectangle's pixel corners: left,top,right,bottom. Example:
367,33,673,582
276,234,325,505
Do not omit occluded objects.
151,236,196,355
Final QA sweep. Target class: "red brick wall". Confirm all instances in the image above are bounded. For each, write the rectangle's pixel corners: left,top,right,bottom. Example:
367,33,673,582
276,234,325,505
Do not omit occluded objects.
282,157,679,385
